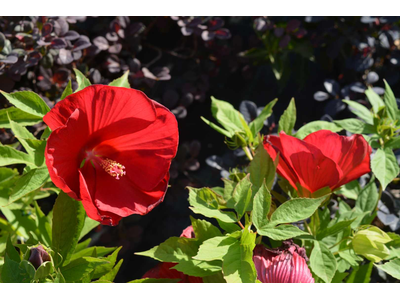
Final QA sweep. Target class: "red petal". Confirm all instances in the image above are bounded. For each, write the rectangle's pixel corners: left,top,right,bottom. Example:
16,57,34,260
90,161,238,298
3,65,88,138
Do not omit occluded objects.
92,102,179,191
45,108,89,199
142,262,202,283
43,85,157,131
279,132,341,193
304,130,371,189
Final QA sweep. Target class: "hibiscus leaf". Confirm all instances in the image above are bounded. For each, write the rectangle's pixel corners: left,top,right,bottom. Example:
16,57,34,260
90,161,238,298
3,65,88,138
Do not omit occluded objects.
383,79,399,122
172,260,222,277
1,254,30,283
295,120,343,139
60,256,109,283
334,118,375,134
190,216,222,241
210,97,245,133
61,80,73,100
278,98,296,135
52,192,86,267
252,181,271,231
342,100,374,124
109,70,130,88
188,187,237,223
346,262,373,283
371,148,400,190
135,236,199,263
316,219,355,240
231,174,252,219
257,224,306,240
98,259,123,282
335,180,361,200
309,240,337,283
33,201,52,246
249,98,277,137
91,246,122,279
79,216,100,241
269,196,327,225
375,258,400,280
70,246,117,262
0,144,35,167
0,107,42,128
355,175,378,214
129,278,180,283
201,116,234,138
248,144,276,192
193,235,239,261
73,68,91,92
222,227,257,283
0,90,50,118
9,167,50,204
365,87,385,114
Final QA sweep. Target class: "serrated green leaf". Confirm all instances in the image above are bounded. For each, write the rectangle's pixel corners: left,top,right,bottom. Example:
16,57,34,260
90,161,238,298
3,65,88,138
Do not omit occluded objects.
109,70,130,88
61,80,73,100
190,217,222,241
270,196,326,225
252,181,271,230
91,247,122,279
365,87,385,114
70,246,117,262
0,254,30,283
334,118,375,134
172,260,222,277
335,180,361,200
194,235,239,262
309,241,337,283
0,90,50,117
52,192,86,267
375,258,400,280
371,148,399,190
9,167,49,203
73,68,91,92
248,144,276,192
257,224,306,240
295,120,343,139
34,202,52,246
249,98,277,137
79,216,100,241
211,96,245,133
60,256,109,283
0,144,35,167
0,107,42,128
346,262,373,283
201,117,233,138
98,259,123,282
317,219,355,240
188,187,237,223
355,175,378,214
278,98,296,135
217,220,241,233
383,79,399,121
231,174,252,219
342,100,374,124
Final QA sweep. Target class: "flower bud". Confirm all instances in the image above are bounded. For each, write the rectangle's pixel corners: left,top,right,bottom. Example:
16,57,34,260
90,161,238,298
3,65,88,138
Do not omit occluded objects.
28,245,51,269
352,226,392,263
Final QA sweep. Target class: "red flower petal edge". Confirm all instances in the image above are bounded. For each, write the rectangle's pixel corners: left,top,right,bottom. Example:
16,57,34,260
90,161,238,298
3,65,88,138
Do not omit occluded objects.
44,85,179,225
263,130,371,197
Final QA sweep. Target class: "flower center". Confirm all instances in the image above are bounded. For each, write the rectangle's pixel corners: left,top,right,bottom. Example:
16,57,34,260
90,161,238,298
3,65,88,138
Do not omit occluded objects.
99,158,126,180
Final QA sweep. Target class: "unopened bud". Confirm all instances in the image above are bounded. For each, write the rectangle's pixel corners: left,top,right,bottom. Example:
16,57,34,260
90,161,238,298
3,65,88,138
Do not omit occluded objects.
28,245,51,269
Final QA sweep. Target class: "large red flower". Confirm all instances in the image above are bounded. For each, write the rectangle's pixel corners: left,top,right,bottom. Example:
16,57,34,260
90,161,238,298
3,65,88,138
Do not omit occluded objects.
263,130,371,197
142,226,203,283
253,241,314,283
44,85,179,226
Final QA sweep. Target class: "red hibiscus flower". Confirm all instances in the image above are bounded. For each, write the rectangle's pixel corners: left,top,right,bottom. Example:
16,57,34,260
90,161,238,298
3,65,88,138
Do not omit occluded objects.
142,226,203,283
263,130,371,197
44,85,179,226
253,241,314,283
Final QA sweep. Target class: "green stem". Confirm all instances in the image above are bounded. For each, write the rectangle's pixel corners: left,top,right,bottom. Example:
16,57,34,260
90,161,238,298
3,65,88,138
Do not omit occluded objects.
303,220,313,236
243,146,253,161
329,237,351,250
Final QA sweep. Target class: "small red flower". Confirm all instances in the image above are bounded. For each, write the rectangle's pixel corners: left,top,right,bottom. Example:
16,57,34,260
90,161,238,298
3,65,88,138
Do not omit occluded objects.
44,85,179,226
142,226,203,283
264,130,371,197
253,241,314,283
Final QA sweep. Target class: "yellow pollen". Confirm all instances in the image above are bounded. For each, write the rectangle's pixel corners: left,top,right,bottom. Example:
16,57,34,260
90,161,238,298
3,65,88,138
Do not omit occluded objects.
100,158,126,180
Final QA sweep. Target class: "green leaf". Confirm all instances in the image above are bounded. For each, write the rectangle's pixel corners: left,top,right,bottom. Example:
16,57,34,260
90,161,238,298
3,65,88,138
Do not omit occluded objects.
91,247,122,279
9,167,49,203
383,79,399,121
79,216,100,241
342,100,374,124
135,236,199,263
270,196,326,225
0,107,42,128
5,235,21,262
129,278,180,283
252,181,271,230
34,202,52,246
231,174,252,219
173,260,222,277
73,68,91,92
375,258,400,280
249,98,277,137
371,148,400,190
257,224,306,240
295,121,343,140
188,187,237,223
0,144,35,166
190,217,222,241
346,262,373,283
201,117,233,138
210,96,245,133
61,80,73,100
278,98,296,135
109,70,130,88
385,136,400,149
70,246,117,262
316,219,355,240
309,241,337,283
355,176,378,213
194,235,238,261
248,144,276,191
98,259,123,282
335,180,361,200
52,192,86,266
0,254,30,283
0,90,50,117
365,87,385,114
217,220,241,233
1,207,39,240
334,119,375,134
222,227,257,283
34,260,53,281
61,257,109,283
